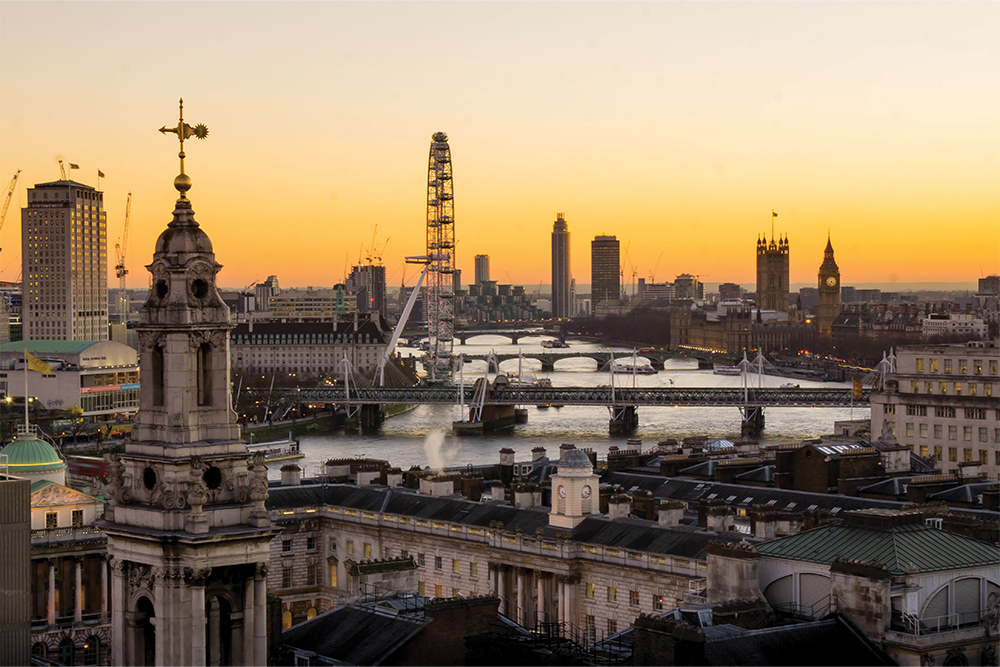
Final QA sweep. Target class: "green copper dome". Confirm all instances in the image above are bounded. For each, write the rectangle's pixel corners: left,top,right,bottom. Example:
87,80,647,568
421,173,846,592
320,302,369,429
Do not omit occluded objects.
0,435,66,472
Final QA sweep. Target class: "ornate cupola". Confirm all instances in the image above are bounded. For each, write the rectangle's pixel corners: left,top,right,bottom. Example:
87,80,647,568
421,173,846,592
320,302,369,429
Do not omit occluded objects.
101,100,275,666
549,444,600,529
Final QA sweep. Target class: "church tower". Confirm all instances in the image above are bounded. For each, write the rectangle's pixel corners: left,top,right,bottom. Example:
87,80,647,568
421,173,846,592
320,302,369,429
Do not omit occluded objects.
817,233,841,336
755,216,789,311
101,101,275,666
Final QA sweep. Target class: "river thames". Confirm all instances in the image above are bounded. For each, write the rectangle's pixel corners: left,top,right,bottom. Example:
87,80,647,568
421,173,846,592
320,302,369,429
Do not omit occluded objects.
286,334,869,476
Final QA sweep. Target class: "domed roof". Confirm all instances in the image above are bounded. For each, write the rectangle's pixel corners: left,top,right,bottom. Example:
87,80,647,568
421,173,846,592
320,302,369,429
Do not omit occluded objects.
1,434,66,472
559,448,592,469
154,198,214,258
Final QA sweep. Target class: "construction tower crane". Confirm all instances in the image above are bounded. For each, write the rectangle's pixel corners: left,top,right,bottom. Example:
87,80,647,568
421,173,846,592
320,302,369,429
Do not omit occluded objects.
0,169,22,254
114,192,132,324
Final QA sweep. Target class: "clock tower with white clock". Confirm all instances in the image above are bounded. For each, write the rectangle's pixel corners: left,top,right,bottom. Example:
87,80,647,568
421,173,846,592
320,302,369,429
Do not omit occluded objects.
549,445,600,529
817,233,841,337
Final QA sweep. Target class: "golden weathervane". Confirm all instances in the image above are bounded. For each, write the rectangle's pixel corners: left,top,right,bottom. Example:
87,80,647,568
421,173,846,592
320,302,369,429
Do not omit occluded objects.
159,98,208,197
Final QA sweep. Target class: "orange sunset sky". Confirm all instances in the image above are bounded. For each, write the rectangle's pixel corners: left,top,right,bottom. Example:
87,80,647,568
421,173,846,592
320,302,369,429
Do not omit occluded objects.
1,1,997,292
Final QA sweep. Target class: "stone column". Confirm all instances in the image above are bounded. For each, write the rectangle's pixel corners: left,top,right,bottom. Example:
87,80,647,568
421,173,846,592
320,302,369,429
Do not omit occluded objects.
190,570,208,667
47,558,57,625
208,598,221,666
536,572,551,624
74,556,84,622
254,564,268,665
516,568,528,626
110,559,125,666
497,566,507,616
153,568,167,667
100,557,109,621
244,574,255,666
556,579,565,627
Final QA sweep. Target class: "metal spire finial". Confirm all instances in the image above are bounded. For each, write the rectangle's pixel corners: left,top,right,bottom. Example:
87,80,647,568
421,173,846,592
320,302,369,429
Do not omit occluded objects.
158,98,209,198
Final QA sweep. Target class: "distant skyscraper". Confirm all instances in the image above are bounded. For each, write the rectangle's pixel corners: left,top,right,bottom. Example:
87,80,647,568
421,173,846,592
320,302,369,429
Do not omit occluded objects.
551,213,572,319
591,235,620,305
346,264,387,315
474,254,490,285
22,178,108,340
756,224,789,311
817,233,841,336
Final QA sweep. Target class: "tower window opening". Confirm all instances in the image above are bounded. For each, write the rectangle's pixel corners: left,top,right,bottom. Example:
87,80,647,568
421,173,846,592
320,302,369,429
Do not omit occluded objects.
198,343,213,406
151,345,164,406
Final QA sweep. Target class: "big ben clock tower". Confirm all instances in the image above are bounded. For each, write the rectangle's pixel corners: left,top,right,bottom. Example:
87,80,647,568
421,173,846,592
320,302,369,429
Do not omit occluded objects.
817,232,840,337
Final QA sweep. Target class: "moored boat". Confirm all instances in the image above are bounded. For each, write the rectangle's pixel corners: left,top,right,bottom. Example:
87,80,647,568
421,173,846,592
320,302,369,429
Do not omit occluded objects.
612,363,657,375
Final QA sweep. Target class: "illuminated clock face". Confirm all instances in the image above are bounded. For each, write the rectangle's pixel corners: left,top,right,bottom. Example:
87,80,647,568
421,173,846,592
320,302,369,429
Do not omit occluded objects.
826,277,837,287
557,485,566,499
581,485,592,499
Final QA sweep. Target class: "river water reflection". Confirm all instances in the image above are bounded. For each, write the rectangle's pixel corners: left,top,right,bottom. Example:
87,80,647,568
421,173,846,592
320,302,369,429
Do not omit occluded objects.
283,334,869,477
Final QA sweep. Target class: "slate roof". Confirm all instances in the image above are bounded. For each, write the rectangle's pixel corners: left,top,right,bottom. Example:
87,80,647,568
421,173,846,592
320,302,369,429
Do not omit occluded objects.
571,516,745,559
602,472,1000,522
702,617,894,666
733,466,774,484
268,483,747,559
926,482,993,506
755,523,1000,574
0,340,99,355
282,604,428,665
856,477,910,497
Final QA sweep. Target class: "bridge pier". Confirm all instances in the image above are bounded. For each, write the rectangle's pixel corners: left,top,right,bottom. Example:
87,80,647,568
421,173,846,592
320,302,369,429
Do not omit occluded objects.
649,357,665,371
510,333,520,345
540,360,555,372
741,407,765,437
458,334,467,345
697,359,714,370
360,404,385,431
609,405,638,435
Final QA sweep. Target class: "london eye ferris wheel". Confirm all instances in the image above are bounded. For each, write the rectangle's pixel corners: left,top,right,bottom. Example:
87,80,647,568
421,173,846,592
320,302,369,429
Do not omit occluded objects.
425,132,456,380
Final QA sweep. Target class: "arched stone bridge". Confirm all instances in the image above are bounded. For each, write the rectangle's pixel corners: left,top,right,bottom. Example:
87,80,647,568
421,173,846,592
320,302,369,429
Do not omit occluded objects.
455,350,737,372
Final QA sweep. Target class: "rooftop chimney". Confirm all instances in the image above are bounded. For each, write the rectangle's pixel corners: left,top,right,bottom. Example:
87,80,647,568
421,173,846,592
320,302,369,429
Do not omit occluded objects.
608,493,632,520
280,464,301,487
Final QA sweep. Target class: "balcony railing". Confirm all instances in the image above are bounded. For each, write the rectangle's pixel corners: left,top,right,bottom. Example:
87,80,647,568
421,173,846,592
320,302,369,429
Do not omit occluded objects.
30,526,106,544
891,609,988,636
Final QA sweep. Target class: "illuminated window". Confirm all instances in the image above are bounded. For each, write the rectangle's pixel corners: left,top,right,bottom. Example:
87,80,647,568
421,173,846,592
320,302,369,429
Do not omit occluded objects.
944,359,952,374
916,358,924,372
46,512,57,529
949,448,957,462
586,583,595,598
925,382,933,394
71,510,83,527
608,586,617,602
911,381,920,394
930,358,938,373
959,359,967,374
418,581,425,596
954,383,962,395
347,541,353,555
919,445,928,458
934,446,942,460
434,584,442,597
974,360,983,375
452,559,460,574
470,562,478,577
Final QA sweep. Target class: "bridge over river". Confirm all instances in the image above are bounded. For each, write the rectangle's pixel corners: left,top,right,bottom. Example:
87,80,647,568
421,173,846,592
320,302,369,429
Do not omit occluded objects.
455,350,737,371
253,386,870,434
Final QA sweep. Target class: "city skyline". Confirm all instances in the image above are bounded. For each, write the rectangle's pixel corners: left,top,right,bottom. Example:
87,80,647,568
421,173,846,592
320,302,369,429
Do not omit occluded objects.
1,2,997,292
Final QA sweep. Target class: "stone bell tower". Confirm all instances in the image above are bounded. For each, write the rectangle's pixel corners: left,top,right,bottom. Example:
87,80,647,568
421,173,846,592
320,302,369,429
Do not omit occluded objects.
101,100,276,666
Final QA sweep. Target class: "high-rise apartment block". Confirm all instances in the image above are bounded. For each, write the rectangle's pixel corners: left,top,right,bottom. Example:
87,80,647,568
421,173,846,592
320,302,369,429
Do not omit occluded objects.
474,254,490,285
756,232,789,312
591,235,620,305
551,213,572,319
346,264,387,316
21,179,108,341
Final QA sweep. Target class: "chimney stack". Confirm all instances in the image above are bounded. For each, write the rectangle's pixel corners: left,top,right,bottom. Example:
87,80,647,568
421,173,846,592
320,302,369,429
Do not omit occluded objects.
280,464,301,486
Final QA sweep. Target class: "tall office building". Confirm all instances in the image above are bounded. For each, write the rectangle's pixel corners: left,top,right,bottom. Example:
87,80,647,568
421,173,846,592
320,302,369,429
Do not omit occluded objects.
21,179,108,341
474,254,490,285
591,235,620,305
756,231,789,311
551,213,572,319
